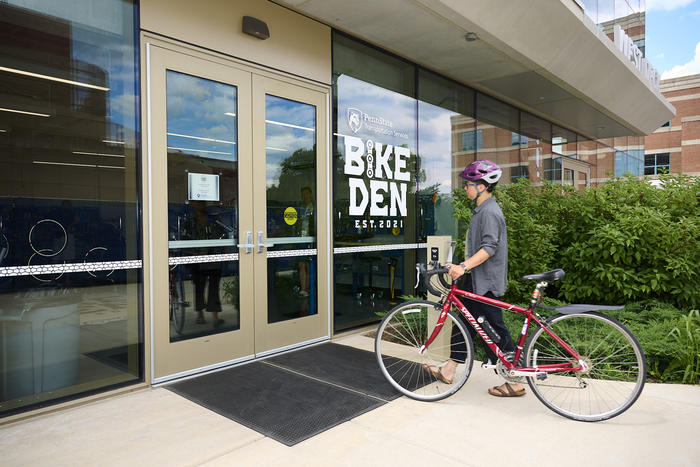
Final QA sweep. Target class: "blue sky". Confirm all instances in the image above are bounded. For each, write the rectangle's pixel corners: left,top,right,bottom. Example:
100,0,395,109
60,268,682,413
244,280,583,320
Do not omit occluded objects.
645,0,700,78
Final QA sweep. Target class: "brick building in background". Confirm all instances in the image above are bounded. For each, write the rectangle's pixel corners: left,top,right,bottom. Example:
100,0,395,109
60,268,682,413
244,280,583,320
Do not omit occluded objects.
645,73,700,178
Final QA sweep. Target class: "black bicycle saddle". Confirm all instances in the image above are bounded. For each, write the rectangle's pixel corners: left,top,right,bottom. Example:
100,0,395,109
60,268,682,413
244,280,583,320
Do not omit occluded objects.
520,269,566,282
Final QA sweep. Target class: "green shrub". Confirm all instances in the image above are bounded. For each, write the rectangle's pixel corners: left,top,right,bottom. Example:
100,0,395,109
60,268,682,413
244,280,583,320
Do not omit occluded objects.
604,300,688,382
452,174,699,309
666,310,700,384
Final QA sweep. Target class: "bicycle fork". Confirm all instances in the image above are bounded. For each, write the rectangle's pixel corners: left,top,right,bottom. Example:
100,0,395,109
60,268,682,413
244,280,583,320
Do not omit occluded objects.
419,301,450,355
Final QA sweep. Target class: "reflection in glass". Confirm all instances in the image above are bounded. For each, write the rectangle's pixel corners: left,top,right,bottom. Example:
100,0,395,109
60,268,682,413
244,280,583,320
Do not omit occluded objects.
417,101,460,242
475,93,521,186
333,32,415,99
417,69,476,243
334,74,417,246
333,42,420,330
166,71,239,341
544,157,563,182
0,1,140,416
265,95,318,322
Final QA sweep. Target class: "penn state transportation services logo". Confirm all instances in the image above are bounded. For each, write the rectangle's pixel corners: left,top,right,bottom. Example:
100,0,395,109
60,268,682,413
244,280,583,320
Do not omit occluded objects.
347,107,363,133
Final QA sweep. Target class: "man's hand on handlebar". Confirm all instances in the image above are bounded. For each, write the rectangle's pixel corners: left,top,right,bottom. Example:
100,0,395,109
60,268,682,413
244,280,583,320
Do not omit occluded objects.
444,262,466,281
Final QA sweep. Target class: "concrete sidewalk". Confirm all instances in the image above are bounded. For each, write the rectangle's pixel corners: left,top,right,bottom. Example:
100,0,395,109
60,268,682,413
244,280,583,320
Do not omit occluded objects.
2,336,699,467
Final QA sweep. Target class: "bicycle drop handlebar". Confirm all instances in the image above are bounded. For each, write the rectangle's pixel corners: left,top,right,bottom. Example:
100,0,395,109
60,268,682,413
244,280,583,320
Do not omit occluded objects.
416,262,452,296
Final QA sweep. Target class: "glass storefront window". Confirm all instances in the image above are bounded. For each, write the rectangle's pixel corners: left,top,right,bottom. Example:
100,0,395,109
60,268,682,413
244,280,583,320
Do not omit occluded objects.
417,69,475,243
0,1,140,416
553,125,577,157
520,112,552,185
332,33,414,99
334,73,417,246
333,33,418,330
544,157,563,182
331,32,643,331
581,0,599,24
475,93,520,185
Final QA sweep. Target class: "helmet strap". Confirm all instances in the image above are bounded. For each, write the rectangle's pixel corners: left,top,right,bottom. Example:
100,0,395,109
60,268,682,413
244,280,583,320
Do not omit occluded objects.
474,184,484,203
473,184,491,205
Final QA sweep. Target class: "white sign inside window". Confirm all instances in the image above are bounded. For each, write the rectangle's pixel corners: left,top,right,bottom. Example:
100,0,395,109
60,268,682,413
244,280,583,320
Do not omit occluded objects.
188,173,219,201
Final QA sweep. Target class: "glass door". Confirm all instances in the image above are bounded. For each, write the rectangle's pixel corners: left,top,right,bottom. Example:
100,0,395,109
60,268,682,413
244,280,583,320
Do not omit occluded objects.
149,45,255,380
252,76,329,355
148,43,329,380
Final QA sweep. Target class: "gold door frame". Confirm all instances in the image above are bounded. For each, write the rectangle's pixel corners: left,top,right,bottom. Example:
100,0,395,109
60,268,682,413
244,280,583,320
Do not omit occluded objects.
141,35,331,383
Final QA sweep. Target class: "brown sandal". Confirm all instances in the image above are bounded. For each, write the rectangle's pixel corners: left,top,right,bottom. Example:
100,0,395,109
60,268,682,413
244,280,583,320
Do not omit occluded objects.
422,364,454,384
488,382,525,397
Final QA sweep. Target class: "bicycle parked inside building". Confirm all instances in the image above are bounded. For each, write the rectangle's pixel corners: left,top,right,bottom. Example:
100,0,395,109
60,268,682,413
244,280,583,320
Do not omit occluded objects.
374,262,646,422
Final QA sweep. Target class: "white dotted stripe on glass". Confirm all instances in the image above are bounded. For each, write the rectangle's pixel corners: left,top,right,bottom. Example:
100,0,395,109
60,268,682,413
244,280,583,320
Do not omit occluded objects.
169,253,239,265
266,249,317,258
0,260,142,278
332,243,427,254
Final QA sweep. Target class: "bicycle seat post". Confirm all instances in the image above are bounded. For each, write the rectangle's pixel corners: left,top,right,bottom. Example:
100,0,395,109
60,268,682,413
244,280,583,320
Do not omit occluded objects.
529,281,548,309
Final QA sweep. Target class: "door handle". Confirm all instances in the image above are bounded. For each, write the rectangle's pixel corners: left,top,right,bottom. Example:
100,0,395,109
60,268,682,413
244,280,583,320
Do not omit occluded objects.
237,231,254,254
257,231,274,253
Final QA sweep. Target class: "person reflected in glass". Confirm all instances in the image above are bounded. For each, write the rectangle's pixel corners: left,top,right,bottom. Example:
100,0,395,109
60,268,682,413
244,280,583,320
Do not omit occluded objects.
186,201,224,328
296,186,314,298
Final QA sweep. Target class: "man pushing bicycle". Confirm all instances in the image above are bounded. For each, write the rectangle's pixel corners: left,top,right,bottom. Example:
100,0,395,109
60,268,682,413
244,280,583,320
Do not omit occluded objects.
426,159,525,398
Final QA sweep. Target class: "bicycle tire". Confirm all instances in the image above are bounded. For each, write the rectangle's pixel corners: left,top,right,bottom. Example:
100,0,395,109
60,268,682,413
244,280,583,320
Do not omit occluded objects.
524,312,646,422
375,300,474,401
170,282,186,335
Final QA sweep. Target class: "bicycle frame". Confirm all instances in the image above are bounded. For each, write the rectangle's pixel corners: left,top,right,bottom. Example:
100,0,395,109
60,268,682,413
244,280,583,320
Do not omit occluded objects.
422,284,586,374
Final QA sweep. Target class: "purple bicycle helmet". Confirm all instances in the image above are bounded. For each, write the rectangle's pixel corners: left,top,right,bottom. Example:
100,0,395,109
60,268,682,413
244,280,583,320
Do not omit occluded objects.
459,159,502,185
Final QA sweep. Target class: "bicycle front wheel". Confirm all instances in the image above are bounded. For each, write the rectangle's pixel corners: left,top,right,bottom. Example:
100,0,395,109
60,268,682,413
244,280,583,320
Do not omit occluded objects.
524,312,646,422
375,300,474,401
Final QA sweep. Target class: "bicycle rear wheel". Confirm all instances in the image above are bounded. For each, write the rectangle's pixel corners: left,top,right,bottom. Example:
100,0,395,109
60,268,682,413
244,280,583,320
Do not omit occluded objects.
375,300,474,401
524,312,646,422
170,282,186,335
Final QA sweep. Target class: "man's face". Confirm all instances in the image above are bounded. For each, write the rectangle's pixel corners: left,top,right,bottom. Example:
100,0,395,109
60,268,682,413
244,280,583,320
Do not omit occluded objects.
464,182,480,200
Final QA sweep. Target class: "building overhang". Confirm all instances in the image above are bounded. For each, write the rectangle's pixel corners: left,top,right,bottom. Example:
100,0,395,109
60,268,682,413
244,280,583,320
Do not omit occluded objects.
275,0,676,139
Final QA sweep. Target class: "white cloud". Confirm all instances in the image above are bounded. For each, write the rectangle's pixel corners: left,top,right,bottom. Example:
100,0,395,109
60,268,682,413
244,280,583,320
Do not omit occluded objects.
646,0,695,11
661,41,700,79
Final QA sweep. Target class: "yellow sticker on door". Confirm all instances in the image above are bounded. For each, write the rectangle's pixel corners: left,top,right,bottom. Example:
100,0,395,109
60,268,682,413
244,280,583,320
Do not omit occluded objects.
284,207,298,225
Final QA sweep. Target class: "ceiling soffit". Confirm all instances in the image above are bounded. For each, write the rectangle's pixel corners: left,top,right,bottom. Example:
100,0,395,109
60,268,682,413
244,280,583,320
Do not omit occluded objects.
275,0,675,139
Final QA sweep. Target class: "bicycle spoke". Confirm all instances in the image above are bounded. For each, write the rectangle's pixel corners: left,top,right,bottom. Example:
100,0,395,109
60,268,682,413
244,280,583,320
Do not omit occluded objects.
525,313,645,421
384,321,417,347
398,311,422,347
376,302,474,401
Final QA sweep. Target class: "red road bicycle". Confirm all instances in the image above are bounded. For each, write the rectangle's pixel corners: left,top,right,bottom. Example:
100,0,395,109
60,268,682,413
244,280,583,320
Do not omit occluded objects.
375,262,646,422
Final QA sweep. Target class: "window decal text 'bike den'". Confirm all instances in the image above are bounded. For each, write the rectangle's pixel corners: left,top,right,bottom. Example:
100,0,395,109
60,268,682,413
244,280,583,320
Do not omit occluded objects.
343,136,409,231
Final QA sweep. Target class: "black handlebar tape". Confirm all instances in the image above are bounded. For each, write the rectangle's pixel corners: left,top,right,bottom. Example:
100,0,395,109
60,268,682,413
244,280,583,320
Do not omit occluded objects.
437,269,452,290
417,263,451,297
416,263,438,296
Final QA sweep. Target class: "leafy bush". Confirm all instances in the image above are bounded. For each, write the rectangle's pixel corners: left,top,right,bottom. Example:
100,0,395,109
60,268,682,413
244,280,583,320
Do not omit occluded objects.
604,300,693,382
667,310,700,383
453,174,700,309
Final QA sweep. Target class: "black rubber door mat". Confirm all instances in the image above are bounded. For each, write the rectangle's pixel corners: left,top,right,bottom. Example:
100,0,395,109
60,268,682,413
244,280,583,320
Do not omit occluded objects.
267,342,402,400
166,360,384,446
